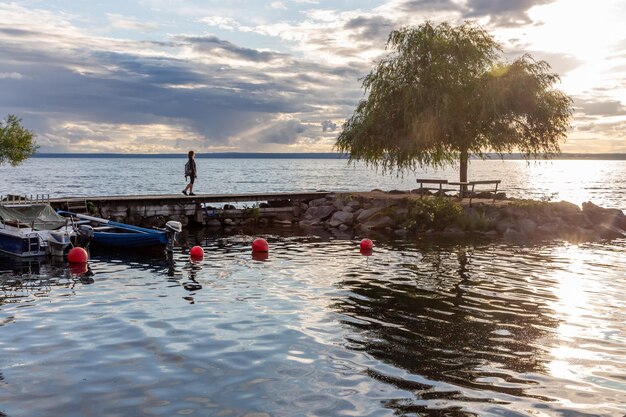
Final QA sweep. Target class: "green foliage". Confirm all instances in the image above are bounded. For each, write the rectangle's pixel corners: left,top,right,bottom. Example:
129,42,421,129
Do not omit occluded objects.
335,21,572,181
510,199,550,212
404,197,462,230
0,115,38,166
457,207,492,231
241,203,260,220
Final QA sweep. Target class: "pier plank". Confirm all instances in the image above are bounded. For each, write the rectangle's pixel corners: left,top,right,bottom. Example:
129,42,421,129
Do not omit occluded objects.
50,191,330,206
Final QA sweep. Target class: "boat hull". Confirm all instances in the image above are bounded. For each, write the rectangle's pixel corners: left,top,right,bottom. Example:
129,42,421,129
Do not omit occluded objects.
0,229,46,257
91,230,168,249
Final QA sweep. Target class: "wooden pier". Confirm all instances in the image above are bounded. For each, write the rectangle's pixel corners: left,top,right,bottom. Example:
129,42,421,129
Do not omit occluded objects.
47,191,332,227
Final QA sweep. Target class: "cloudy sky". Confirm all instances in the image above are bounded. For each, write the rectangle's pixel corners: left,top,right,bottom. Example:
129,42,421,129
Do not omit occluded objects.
1,0,625,153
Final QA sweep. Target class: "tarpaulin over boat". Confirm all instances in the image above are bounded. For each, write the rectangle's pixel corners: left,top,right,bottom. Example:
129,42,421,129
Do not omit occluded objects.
0,204,68,230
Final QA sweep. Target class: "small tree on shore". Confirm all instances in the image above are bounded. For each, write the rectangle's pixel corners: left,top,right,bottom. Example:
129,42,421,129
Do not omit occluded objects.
335,21,572,182
0,115,38,166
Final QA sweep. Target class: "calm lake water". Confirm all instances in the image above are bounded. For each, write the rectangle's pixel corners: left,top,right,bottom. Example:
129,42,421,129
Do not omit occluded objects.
1,158,625,416
1,157,625,209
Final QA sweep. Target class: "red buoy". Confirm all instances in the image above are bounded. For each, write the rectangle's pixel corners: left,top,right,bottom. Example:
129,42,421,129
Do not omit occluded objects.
359,238,373,250
252,251,269,262
251,238,269,253
190,245,204,260
67,247,88,263
360,248,373,257
69,263,89,275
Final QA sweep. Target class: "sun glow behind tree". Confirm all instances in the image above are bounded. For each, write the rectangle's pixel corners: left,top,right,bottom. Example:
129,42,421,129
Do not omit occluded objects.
335,21,573,182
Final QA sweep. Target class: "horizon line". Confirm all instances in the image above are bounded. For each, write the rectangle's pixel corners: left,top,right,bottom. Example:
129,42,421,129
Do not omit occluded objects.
31,152,626,160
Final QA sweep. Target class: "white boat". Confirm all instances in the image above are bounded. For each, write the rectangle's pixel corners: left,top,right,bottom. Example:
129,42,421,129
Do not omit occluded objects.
0,201,76,258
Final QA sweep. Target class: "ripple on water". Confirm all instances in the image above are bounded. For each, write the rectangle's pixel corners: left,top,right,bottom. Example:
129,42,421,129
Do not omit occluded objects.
0,237,625,416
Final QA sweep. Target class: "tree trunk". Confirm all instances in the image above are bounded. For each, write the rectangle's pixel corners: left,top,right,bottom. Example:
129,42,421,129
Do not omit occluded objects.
460,149,469,194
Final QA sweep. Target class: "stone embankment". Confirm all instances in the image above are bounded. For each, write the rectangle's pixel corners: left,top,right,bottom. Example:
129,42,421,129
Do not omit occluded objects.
293,191,626,242
98,190,625,243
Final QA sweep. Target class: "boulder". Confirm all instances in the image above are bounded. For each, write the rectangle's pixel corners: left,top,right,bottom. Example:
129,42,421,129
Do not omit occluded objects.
308,197,329,207
299,219,321,227
304,205,336,221
496,219,516,234
518,219,537,235
356,206,384,223
503,228,525,242
551,201,581,215
328,211,354,227
593,224,626,240
582,201,626,230
537,222,559,235
346,200,361,210
362,215,394,230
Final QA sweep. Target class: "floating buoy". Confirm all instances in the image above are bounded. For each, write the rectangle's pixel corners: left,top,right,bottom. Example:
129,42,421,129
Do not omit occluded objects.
190,245,204,260
359,238,373,250
251,238,269,253
252,251,269,262
69,263,89,275
67,247,88,263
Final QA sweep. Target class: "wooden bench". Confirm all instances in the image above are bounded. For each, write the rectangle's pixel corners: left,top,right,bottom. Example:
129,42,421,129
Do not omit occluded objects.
414,179,456,198
449,180,502,206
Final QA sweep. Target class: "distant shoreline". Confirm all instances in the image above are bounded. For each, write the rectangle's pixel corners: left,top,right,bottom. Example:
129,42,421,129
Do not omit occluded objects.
32,152,626,160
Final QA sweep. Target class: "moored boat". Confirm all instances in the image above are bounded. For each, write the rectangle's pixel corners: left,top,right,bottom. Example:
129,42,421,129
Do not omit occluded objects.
57,211,181,250
0,203,75,258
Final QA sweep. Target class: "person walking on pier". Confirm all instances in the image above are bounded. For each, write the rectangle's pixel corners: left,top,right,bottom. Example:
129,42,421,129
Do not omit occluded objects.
182,150,197,196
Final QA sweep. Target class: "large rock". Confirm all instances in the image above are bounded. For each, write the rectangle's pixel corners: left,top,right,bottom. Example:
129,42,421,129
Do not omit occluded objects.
582,201,626,230
496,219,516,234
551,201,581,215
328,211,354,227
503,228,525,241
356,206,384,223
304,205,336,221
518,218,537,235
593,223,626,240
362,215,394,230
308,197,329,207
346,200,361,210
537,222,559,236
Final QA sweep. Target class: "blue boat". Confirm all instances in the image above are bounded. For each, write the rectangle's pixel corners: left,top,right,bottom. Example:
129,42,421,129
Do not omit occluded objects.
1,203,75,258
58,211,181,250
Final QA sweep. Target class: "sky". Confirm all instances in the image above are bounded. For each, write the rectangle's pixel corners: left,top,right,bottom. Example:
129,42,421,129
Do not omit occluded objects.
1,0,625,154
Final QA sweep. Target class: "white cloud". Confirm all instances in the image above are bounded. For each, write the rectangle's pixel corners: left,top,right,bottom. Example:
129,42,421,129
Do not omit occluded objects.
199,16,240,31
107,13,159,31
0,72,23,79
270,2,288,10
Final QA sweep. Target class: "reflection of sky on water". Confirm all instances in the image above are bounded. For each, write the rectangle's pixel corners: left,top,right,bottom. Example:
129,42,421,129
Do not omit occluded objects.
0,236,625,416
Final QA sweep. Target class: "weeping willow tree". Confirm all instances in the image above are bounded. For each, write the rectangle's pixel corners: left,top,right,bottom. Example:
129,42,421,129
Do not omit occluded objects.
335,21,572,182
0,115,38,166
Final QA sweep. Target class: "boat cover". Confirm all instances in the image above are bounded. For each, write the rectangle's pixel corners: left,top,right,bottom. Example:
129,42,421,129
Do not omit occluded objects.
0,204,68,230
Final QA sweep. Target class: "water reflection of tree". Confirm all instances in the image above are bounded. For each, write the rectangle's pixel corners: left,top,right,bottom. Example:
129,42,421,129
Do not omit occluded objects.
334,243,561,415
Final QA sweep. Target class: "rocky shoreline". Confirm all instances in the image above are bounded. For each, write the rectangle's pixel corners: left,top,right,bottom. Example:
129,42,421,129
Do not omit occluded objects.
283,191,626,243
